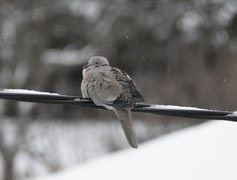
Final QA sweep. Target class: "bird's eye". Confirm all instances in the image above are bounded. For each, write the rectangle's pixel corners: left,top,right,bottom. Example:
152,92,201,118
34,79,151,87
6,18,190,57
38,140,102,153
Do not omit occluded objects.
96,62,99,64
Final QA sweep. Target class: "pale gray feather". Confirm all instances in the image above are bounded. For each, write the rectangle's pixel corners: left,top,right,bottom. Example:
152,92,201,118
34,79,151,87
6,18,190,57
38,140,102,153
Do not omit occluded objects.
115,108,138,148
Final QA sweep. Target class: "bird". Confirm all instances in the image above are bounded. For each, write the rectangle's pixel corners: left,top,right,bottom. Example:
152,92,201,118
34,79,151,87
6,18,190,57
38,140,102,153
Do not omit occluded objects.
81,56,144,148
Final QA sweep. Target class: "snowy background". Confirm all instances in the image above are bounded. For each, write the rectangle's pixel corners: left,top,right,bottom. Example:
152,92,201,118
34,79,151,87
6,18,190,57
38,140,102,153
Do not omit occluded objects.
30,121,237,180
0,0,237,180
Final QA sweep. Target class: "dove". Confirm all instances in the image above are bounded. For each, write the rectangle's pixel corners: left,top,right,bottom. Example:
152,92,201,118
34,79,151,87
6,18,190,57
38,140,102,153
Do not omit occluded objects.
81,56,144,148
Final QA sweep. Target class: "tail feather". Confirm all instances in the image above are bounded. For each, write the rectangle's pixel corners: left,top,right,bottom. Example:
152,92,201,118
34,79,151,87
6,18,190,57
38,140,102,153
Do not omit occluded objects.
115,109,138,148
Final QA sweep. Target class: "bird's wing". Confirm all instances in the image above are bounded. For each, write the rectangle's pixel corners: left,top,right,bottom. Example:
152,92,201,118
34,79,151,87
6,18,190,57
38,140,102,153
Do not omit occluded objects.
110,67,144,107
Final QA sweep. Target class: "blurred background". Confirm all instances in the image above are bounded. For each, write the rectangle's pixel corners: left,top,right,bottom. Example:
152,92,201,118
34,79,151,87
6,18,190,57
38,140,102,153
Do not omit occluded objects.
0,0,237,179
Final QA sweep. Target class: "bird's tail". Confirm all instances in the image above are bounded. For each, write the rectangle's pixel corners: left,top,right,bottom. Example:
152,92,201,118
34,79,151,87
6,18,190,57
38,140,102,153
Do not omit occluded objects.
115,109,138,148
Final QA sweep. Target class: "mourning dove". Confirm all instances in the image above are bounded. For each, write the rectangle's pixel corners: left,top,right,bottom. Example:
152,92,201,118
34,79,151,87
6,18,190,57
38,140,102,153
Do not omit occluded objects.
81,56,144,148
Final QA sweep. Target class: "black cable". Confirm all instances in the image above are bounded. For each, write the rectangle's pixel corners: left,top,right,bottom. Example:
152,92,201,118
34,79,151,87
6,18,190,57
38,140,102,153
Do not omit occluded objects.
0,89,236,122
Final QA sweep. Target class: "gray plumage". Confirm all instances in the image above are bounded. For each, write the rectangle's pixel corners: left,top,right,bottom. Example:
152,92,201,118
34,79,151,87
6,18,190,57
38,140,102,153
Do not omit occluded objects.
81,56,144,148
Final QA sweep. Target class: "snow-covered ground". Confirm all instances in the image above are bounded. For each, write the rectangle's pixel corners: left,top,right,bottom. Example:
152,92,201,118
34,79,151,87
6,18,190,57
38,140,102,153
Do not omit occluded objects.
31,121,237,180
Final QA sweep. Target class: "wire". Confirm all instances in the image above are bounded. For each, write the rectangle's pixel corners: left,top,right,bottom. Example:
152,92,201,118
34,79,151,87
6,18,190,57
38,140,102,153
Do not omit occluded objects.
0,89,236,122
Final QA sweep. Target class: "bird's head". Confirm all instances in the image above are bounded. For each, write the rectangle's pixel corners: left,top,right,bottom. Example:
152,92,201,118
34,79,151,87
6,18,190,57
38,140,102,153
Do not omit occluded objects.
83,56,110,70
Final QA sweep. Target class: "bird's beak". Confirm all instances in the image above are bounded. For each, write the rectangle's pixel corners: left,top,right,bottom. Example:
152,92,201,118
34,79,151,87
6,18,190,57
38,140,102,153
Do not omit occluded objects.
83,64,90,69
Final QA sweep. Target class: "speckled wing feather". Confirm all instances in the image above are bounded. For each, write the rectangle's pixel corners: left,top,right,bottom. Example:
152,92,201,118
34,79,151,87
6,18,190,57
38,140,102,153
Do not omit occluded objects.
110,67,144,107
